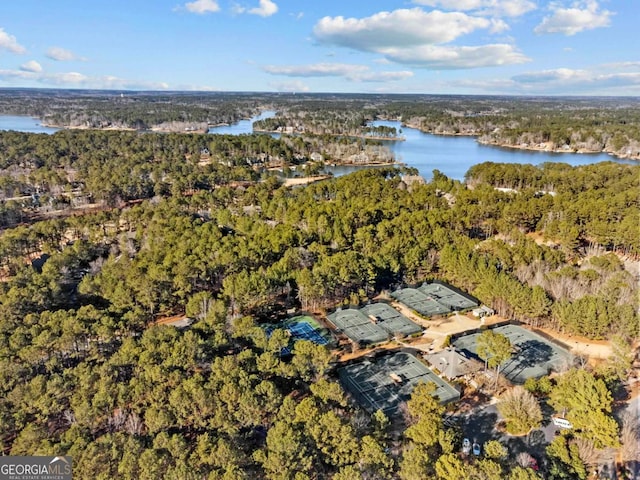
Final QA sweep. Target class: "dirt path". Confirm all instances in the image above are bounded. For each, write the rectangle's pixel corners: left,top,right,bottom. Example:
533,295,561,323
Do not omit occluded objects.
282,176,331,187
153,314,189,326
533,326,612,359
389,302,510,348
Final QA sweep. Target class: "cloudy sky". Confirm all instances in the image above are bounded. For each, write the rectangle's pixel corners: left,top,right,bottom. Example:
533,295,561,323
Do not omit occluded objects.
0,0,637,95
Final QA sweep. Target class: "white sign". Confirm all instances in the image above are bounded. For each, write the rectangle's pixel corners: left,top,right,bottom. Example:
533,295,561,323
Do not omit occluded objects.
552,417,573,429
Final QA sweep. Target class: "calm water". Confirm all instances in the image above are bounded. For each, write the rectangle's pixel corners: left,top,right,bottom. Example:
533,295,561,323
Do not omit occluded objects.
208,110,277,135
1,113,632,180
210,113,633,180
369,120,633,181
0,116,59,134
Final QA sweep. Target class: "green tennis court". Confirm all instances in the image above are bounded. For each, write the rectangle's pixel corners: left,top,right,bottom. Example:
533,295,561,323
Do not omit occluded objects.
392,282,478,317
327,304,422,345
452,324,572,383
338,352,460,416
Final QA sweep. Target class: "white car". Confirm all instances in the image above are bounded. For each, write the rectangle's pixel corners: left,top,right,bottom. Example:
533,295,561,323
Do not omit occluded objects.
462,438,471,454
472,442,481,456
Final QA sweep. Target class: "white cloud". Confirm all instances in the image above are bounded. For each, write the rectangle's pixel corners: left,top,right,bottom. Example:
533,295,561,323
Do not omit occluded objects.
413,0,536,17
313,8,528,69
314,8,491,49
263,62,413,82
263,63,368,77
46,47,86,62
184,0,220,14
249,0,278,17
534,0,612,36
0,69,169,90
601,61,640,70
379,43,529,68
358,70,414,82
513,67,589,83
489,18,510,33
452,64,640,95
0,28,26,54
269,80,310,92
20,60,42,73
511,67,640,91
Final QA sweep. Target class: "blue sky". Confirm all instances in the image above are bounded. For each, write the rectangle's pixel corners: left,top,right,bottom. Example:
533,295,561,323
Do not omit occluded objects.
0,0,637,95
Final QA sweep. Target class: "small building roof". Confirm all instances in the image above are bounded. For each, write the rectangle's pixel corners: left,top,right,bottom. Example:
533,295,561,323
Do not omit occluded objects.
425,347,482,379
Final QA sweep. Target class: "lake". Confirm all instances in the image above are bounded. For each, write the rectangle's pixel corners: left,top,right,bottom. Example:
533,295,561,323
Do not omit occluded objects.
369,119,633,181
210,112,633,180
1,113,633,181
0,115,59,134
208,110,277,135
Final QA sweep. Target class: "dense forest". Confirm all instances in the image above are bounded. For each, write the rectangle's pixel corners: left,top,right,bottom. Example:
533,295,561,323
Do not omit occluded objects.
0,143,638,477
253,95,640,159
0,92,638,478
0,127,395,228
0,89,270,131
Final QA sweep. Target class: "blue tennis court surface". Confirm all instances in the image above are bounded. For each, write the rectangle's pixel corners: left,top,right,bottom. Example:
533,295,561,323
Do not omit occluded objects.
288,322,329,345
264,320,329,356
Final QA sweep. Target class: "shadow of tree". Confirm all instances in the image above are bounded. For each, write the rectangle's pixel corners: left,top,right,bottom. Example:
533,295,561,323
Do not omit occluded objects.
501,340,553,383
461,408,499,445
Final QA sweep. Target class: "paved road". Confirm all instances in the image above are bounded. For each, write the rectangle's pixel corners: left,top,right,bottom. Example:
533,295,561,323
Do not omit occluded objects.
452,403,545,460
449,393,640,479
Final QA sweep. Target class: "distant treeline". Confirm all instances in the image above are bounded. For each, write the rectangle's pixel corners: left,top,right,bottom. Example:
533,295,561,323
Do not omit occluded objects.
1,91,638,157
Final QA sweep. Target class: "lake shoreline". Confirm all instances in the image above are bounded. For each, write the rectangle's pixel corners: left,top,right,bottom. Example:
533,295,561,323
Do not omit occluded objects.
253,128,405,142
34,120,639,161
403,122,640,161
478,139,640,161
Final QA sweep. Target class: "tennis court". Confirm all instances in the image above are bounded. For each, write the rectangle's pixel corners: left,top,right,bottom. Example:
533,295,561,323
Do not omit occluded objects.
327,308,390,345
418,282,478,310
338,352,460,416
452,324,572,383
360,303,423,337
392,282,478,317
391,288,452,316
264,316,331,356
288,322,329,345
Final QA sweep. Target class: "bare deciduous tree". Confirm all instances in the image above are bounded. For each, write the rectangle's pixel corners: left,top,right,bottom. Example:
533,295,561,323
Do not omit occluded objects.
125,412,143,436
573,437,600,468
497,386,543,435
620,411,640,464
516,451,535,468
109,408,127,432
63,409,76,426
